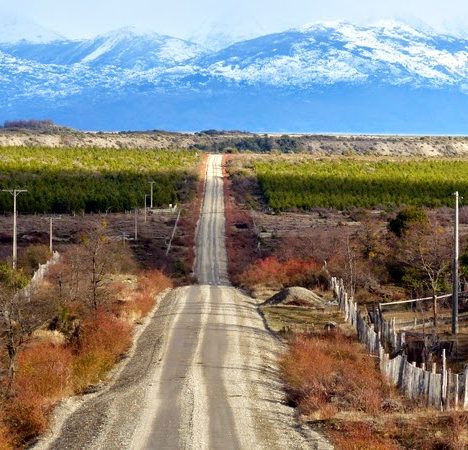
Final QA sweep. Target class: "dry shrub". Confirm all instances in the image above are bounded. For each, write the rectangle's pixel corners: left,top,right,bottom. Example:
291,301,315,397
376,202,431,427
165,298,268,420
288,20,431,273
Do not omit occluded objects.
327,421,399,450
127,270,172,317
3,383,49,446
393,412,468,450
72,310,132,391
16,342,73,401
280,332,387,416
223,156,260,282
238,257,323,290
1,342,74,446
0,412,14,450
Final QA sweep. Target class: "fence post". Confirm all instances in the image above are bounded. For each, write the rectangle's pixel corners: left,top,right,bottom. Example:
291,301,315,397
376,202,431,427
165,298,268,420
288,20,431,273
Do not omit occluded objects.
447,368,452,410
400,331,406,348
441,349,447,411
463,366,468,410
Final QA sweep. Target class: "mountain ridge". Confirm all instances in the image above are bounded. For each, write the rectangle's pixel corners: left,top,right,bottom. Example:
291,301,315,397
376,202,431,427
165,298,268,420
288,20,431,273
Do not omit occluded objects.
0,21,467,132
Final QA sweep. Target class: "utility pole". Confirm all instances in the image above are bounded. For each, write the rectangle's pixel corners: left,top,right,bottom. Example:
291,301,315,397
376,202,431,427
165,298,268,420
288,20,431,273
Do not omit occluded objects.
49,217,53,252
144,194,149,223
134,208,138,242
148,181,155,209
452,191,459,335
47,216,61,253
2,189,27,269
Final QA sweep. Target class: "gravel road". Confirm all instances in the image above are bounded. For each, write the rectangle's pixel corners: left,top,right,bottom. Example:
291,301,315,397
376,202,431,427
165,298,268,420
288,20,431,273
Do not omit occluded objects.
36,154,332,449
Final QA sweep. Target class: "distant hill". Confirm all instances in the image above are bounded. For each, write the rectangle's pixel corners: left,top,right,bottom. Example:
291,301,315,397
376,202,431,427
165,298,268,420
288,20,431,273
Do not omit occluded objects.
1,21,467,133
1,129,467,157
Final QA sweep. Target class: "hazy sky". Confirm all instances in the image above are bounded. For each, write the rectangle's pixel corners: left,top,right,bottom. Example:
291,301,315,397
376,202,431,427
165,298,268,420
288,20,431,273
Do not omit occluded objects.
3,0,468,40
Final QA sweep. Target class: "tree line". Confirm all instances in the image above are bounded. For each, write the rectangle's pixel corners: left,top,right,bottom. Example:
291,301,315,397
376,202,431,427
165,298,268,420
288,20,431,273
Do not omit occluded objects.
0,147,200,214
255,159,468,210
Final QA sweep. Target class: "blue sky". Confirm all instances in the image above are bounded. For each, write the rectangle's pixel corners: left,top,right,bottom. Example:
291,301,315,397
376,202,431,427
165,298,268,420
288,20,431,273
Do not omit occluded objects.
3,0,468,40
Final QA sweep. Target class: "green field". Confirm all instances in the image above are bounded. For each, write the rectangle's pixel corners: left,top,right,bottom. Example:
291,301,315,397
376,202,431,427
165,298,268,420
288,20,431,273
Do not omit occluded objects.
0,147,199,213
255,158,468,210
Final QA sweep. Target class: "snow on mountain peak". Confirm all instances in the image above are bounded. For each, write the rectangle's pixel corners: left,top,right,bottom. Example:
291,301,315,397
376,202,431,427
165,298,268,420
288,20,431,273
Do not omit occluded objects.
77,27,205,67
0,15,65,43
0,20,467,97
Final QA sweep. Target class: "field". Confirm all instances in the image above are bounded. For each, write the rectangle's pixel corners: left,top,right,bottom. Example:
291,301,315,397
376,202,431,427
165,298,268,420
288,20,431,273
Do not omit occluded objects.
254,157,468,210
0,147,199,214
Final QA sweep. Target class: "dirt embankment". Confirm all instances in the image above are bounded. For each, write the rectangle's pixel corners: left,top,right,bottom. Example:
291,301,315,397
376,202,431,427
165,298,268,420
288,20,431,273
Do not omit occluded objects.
1,129,468,156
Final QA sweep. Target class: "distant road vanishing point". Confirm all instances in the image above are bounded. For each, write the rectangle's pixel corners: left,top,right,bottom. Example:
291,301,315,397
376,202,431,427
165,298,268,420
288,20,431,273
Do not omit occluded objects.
37,154,331,450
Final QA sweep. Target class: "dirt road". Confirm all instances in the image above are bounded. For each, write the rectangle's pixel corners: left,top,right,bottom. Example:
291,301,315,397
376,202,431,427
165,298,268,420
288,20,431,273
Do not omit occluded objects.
37,155,331,449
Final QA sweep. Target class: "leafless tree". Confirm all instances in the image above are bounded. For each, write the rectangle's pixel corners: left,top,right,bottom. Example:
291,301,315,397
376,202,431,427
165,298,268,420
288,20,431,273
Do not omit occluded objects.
396,221,451,328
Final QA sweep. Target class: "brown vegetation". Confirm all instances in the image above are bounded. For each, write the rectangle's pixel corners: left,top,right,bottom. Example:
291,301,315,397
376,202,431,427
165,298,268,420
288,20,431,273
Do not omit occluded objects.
280,330,467,449
281,332,392,418
0,226,172,448
222,155,259,282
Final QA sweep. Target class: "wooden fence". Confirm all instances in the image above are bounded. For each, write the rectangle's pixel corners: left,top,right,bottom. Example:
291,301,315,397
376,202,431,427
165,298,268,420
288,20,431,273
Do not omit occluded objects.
20,251,60,300
330,277,468,411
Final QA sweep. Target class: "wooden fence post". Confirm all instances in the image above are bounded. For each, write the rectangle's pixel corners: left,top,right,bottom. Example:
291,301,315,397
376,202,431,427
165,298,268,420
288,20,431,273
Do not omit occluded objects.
441,349,447,411
463,366,468,410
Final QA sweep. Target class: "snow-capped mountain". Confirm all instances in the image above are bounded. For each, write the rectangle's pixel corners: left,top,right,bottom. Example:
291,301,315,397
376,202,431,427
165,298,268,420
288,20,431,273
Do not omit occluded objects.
192,21,468,88
0,15,65,43
0,27,205,69
1,21,467,133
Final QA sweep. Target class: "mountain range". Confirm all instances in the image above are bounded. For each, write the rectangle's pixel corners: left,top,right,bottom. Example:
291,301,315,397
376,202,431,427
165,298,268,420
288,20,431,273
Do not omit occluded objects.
1,20,467,133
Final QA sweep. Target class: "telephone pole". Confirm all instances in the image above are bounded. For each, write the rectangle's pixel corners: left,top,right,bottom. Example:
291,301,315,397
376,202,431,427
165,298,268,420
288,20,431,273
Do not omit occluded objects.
2,189,27,269
134,208,138,242
47,216,61,253
148,181,155,209
144,194,149,223
452,191,459,335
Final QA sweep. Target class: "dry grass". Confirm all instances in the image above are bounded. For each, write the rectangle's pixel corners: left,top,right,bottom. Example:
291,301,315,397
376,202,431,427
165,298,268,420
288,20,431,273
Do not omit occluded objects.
281,332,392,418
277,316,468,449
126,270,172,318
261,305,343,334
326,421,400,450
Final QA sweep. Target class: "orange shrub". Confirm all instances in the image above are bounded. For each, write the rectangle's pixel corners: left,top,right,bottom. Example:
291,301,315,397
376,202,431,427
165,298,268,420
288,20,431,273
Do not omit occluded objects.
238,257,323,290
4,383,49,446
138,270,172,295
280,332,388,417
16,342,74,402
127,270,172,317
1,342,74,446
0,412,14,450
72,310,132,391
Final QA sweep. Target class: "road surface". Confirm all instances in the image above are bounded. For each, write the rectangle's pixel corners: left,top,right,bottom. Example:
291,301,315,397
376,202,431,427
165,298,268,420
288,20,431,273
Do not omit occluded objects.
37,154,331,450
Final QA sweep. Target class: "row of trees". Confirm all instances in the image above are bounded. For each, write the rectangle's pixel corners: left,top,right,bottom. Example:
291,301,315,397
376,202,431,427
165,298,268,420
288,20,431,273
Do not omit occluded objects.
256,159,468,210
2,120,56,130
0,147,199,213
